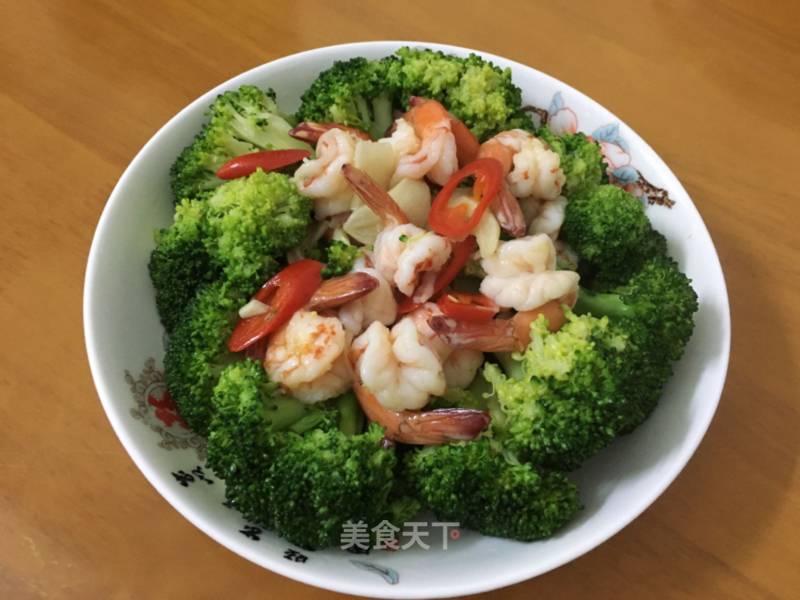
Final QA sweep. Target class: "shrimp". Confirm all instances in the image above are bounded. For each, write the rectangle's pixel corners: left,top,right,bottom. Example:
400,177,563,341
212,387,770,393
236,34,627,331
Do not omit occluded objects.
528,195,568,239
380,118,421,161
479,130,565,201
293,128,359,218
338,261,398,335
343,164,452,302
480,234,580,311
351,319,490,444
408,303,484,388
478,130,566,237
393,98,458,185
264,310,352,404
429,294,576,353
290,121,371,144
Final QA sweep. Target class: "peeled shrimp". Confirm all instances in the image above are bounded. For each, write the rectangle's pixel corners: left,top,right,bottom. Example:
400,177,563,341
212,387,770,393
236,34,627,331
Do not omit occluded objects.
527,196,568,240
408,303,484,388
480,234,580,311
479,130,565,201
264,310,352,404
338,260,398,335
351,319,489,444
380,118,421,161
429,294,576,353
343,164,452,302
293,128,359,217
351,319,445,411
393,98,458,185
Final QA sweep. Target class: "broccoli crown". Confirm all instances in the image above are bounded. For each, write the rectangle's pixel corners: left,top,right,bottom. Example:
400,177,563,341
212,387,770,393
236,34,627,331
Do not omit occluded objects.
537,126,608,198
574,255,699,430
206,361,402,550
296,57,394,140
164,280,248,436
562,184,658,285
386,48,534,140
170,85,311,203
483,313,632,470
404,438,580,541
148,199,219,333
203,169,312,286
297,48,533,142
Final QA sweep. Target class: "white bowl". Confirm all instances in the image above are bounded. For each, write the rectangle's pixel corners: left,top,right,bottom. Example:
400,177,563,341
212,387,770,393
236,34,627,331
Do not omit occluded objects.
84,41,730,598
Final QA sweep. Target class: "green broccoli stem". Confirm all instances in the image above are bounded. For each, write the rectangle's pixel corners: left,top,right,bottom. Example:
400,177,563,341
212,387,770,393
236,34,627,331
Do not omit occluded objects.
573,287,635,319
368,93,393,140
335,392,365,436
263,397,320,432
495,352,524,380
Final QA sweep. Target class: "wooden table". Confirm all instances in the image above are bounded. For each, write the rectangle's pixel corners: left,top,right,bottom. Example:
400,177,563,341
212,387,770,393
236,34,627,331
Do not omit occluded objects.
2,1,798,598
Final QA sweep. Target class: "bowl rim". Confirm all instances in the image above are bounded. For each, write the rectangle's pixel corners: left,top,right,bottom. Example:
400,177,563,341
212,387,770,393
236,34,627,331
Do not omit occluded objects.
84,40,731,598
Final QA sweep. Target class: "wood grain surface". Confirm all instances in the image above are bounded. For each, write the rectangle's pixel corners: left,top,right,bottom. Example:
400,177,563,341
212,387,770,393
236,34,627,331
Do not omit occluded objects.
1,1,798,598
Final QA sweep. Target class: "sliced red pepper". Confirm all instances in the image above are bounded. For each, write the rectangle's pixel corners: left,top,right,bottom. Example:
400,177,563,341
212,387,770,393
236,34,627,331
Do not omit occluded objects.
428,158,504,240
397,236,477,315
437,292,499,322
216,149,311,180
228,259,323,352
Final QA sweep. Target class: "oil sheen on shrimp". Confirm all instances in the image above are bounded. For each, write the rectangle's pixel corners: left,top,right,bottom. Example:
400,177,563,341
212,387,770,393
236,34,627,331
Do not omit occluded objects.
393,99,458,185
480,234,580,311
293,128,359,217
264,310,352,404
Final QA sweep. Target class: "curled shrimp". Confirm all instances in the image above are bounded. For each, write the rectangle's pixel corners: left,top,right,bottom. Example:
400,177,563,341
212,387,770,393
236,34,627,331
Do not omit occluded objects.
338,260,398,335
393,98,458,185
479,130,565,201
343,164,451,302
293,128,360,217
429,294,576,353
480,234,580,311
478,130,566,237
290,122,371,144
351,319,490,444
264,310,352,404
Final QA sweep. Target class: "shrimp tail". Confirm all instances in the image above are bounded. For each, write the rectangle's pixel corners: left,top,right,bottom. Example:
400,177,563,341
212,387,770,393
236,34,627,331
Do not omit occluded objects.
342,164,409,226
353,379,490,445
290,122,372,144
428,315,524,352
394,408,491,444
492,184,527,238
307,272,379,311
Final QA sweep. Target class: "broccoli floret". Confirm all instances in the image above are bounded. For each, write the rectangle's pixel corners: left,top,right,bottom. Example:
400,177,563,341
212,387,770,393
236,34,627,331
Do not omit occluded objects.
148,199,219,333
296,57,394,140
386,48,534,139
171,85,311,203
405,438,580,541
537,126,608,198
203,169,312,286
206,361,403,550
562,184,664,285
483,313,633,470
164,280,248,436
574,255,698,430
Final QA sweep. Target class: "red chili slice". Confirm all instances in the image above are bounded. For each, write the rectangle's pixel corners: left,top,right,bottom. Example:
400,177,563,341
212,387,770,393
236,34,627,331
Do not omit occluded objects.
427,158,504,240
215,149,311,180
227,259,323,352
437,292,499,322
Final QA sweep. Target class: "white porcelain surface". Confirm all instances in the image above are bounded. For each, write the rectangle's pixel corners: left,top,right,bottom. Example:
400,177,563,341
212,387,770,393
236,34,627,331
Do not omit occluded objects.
84,41,730,598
